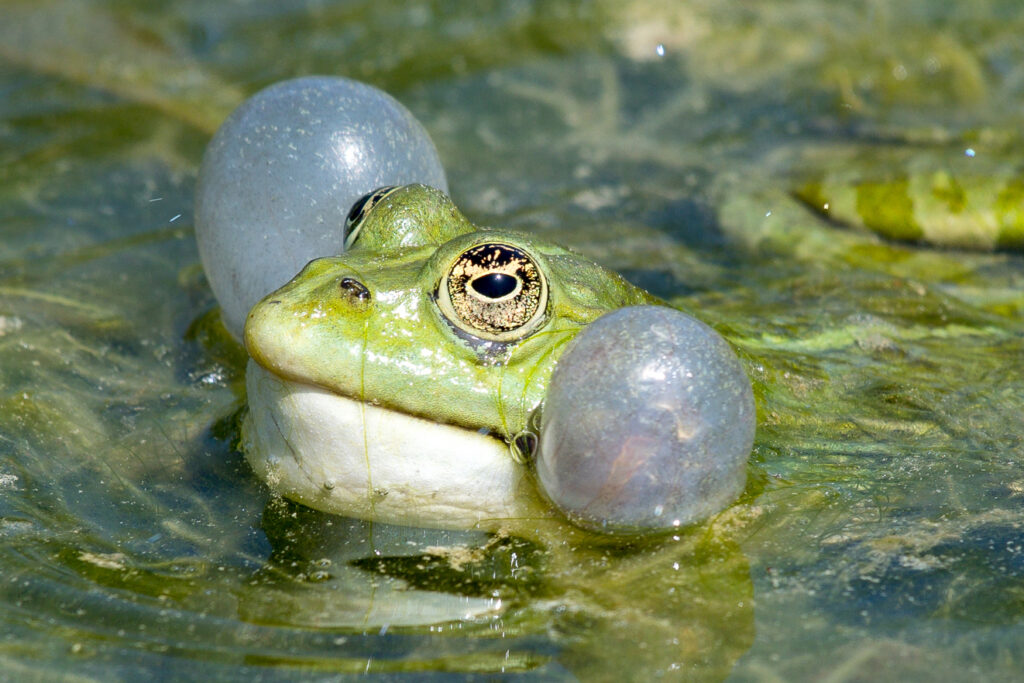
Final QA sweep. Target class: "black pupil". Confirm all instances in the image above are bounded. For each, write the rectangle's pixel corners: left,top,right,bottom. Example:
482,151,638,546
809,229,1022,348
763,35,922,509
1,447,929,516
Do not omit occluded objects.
346,186,396,225
471,272,517,299
346,192,373,224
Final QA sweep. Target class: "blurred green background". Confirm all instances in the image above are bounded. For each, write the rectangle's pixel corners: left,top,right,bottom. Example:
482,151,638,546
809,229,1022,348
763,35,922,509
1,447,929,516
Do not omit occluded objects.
1,0,1022,679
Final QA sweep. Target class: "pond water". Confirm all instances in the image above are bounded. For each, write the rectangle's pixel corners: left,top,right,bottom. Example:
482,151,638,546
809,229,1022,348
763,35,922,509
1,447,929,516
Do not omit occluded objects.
1,1,1022,680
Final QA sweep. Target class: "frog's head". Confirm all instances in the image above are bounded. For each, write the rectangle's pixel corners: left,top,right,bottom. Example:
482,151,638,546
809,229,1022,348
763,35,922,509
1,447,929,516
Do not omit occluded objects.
242,184,657,529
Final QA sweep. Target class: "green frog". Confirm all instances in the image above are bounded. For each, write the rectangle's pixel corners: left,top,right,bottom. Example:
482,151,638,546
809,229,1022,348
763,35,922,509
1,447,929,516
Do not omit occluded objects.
242,184,658,530
790,144,1024,251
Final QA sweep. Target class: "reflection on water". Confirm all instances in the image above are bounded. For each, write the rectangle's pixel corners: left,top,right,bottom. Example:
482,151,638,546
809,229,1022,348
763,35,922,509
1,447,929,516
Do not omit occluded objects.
248,498,754,678
1,0,1023,679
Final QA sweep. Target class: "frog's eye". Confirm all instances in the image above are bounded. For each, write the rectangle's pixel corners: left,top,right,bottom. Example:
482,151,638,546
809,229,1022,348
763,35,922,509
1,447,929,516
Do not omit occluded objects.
344,186,399,249
437,242,548,342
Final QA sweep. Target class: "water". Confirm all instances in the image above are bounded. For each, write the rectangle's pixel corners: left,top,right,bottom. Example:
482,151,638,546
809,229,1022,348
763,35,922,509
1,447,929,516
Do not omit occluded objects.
1,1,1022,679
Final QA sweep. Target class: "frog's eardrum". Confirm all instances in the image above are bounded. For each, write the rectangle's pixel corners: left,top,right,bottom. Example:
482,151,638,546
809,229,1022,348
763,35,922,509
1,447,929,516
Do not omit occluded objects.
537,306,755,533
195,76,448,339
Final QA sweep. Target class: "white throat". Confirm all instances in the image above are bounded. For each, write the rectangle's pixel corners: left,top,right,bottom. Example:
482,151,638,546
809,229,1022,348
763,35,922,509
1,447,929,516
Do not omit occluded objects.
242,360,549,530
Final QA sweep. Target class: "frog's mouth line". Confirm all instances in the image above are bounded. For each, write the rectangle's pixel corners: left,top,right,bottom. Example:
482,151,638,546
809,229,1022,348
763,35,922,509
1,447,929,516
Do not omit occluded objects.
242,361,550,530
246,337,507,440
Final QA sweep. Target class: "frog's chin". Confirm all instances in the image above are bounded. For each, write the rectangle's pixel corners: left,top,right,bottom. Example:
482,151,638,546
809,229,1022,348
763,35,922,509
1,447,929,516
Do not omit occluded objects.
242,360,549,531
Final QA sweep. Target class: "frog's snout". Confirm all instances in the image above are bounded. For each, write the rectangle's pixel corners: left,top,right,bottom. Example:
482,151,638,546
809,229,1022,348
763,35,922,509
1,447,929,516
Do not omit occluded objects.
339,277,371,303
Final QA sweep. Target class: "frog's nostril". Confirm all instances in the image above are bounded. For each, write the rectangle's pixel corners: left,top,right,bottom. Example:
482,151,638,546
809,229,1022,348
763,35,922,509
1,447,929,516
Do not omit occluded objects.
339,277,371,302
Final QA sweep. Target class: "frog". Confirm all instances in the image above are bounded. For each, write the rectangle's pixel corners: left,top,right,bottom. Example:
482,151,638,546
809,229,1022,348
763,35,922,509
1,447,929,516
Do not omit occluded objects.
241,184,659,531
789,143,1024,251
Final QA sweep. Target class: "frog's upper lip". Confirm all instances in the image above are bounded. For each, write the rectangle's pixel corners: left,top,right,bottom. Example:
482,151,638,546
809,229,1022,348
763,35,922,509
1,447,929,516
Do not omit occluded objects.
243,300,282,371
244,316,343,401
243,296,448,427
245,342,510,446
243,297,342,398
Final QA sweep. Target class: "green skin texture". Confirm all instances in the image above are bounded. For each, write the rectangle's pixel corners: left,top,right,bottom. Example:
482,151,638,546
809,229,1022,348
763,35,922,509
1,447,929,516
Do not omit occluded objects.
791,147,1024,251
244,184,658,443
